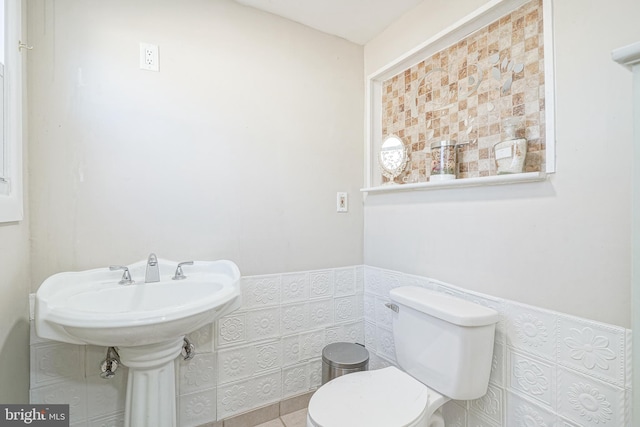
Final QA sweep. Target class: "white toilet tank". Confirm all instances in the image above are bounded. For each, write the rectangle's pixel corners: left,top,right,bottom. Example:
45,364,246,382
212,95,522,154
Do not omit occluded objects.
389,286,499,401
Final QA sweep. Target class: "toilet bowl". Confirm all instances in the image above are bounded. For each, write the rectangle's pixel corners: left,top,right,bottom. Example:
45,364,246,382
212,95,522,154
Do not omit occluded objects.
306,286,499,427
306,366,448,427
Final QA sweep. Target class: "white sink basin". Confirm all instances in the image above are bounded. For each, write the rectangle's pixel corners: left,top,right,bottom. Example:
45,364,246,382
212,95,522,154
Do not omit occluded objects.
35,257,241,427
35,258,241,347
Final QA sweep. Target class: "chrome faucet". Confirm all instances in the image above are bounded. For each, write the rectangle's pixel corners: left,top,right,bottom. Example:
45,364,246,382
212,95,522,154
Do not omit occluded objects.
145,253,160,283
109,265,134,285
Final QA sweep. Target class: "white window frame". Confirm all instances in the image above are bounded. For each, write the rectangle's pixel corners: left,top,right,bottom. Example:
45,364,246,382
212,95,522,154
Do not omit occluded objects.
0,0,23,222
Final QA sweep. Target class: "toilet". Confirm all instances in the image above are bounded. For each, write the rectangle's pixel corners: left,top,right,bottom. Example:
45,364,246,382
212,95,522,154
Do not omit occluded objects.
307,286,499,427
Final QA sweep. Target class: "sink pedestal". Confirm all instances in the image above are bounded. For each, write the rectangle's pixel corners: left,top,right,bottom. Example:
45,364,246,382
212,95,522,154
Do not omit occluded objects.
118,338,185,427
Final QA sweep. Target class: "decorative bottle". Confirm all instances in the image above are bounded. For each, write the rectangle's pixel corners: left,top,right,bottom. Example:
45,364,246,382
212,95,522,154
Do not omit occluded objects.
493,118,527,174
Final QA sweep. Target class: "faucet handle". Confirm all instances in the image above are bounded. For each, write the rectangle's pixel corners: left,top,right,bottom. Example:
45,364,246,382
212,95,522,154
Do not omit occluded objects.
172,261,194,281
109,265,134,285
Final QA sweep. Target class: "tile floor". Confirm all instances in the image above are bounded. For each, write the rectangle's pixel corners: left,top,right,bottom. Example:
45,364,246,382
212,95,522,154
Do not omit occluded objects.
254,408,307,427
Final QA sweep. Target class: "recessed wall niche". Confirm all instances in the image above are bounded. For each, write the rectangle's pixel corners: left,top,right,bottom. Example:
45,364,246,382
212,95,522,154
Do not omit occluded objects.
365,0,555,188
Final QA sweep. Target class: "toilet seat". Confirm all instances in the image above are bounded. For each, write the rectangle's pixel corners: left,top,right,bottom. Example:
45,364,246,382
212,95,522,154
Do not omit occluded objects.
307,366,447,427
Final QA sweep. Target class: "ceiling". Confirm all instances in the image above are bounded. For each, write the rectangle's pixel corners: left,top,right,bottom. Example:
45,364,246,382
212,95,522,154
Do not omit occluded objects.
233,0,425,45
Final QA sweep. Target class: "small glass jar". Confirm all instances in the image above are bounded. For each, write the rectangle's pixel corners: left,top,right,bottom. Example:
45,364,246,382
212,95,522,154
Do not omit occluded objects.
493,118,527,174
430,140,457,181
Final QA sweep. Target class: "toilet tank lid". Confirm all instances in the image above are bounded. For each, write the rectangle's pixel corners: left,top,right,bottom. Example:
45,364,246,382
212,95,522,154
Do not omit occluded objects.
390,286,499,327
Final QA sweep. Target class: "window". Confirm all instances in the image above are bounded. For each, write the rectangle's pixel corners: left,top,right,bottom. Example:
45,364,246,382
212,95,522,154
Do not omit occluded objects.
0,0,6,184
0,0,23,222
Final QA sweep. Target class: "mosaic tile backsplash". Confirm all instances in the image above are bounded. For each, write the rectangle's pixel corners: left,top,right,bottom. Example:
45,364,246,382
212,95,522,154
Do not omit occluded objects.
29,265,631,426
382,0,546,182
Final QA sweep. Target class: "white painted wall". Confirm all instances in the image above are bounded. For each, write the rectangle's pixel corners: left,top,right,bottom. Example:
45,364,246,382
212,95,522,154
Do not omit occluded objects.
27,0,364,288
363,0,640,327
0,222,30,403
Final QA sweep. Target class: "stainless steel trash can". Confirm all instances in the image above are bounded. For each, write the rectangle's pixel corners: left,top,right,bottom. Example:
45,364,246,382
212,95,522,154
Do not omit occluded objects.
321,342,369,385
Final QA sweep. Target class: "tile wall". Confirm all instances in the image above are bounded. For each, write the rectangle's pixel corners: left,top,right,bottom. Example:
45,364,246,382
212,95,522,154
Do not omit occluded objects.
28,266,364,426
29,265,631,426
381,0,546,182
363,266,632,427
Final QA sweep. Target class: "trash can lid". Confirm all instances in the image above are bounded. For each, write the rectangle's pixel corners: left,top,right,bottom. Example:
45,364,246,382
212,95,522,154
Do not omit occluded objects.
322,342,369,369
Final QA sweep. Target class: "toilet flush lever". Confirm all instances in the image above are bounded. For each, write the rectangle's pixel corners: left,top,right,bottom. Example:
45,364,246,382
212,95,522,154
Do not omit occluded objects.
385,303,399,313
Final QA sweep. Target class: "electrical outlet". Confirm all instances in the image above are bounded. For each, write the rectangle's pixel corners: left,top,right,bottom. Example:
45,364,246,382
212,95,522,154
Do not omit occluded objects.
140,43,159,72
337,192,348,213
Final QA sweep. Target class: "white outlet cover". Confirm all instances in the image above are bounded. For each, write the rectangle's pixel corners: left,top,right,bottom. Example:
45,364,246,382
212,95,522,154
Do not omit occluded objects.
139,43,159,72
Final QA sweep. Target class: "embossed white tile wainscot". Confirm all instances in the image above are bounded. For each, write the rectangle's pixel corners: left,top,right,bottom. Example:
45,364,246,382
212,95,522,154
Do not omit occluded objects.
29,265,631,426
363,267,632,427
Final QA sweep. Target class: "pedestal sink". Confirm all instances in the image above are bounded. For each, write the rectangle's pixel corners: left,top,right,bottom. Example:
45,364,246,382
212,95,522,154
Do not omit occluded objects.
35,257,242,427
